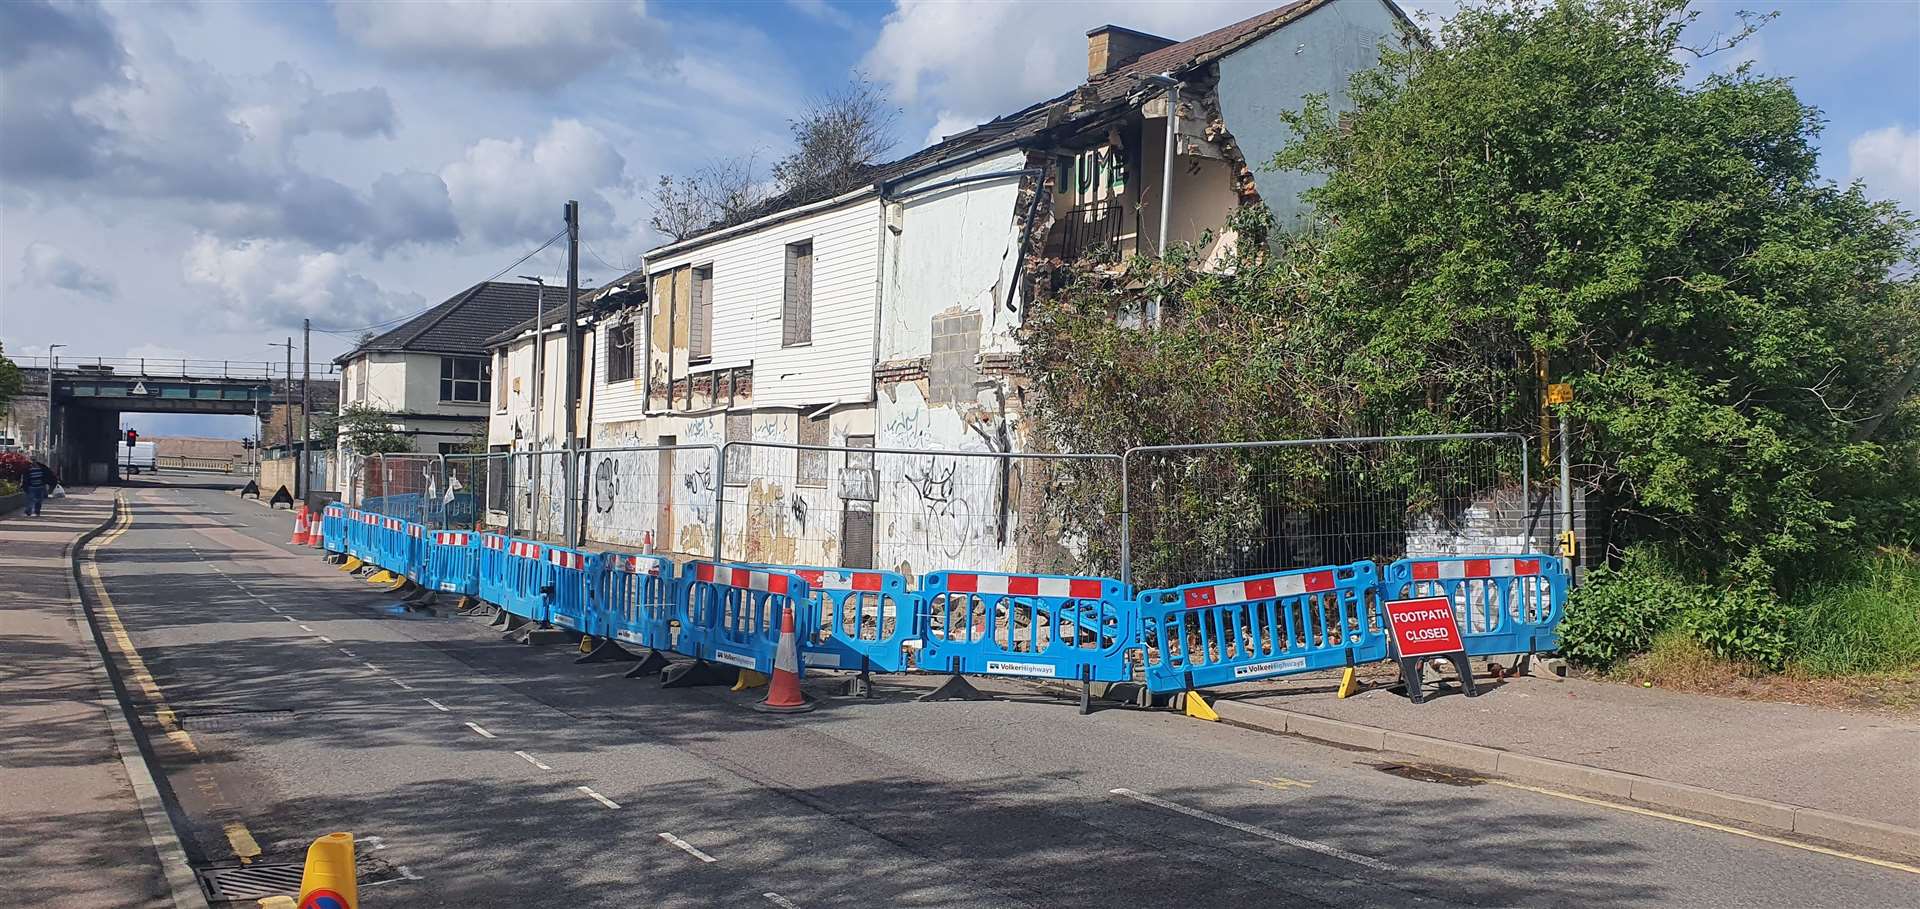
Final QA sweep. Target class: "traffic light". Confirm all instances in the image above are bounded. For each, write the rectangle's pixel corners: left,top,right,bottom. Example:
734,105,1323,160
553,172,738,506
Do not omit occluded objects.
126,428,138,449
242,438,255,451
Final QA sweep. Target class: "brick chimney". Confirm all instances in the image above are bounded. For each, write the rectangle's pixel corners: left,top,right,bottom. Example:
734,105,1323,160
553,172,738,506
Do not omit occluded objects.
1086,24,1177,78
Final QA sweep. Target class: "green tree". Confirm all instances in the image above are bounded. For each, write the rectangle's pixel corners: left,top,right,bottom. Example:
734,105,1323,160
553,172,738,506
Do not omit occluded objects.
1268,0,1920,585
322,404,413,456
0,343,23,414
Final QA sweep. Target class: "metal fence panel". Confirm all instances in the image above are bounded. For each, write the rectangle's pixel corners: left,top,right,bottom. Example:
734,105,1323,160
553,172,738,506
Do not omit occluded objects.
362,453,444,526
1121,433,1551,589
717,441,1121,581
580,445,721,556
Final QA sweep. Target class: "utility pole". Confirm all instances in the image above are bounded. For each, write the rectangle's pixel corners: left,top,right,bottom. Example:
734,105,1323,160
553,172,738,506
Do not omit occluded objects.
562,199,581,547
269,338,293,493
300,318,312,499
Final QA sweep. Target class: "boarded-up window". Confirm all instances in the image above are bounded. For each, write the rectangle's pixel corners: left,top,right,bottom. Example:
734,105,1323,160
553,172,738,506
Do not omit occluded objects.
782,240,813,346
494,351,508,411
606,321,635,382
838,434,877,502
724,412,750,485
796,416,828,487
691,265,712,360
486,445,509,512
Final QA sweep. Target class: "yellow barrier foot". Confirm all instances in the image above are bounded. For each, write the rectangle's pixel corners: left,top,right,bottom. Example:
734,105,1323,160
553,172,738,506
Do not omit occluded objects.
299,831,357,908
1183,691,1219,722
339,557,363,572
579,635,596,655
731,669,770,692
366,569,396,584
1336,667,1361,699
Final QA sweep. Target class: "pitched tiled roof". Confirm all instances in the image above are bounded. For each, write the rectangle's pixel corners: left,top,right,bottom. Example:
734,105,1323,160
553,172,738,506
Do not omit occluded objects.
648,1,1345,256
335,281,551,364
482,268,648,347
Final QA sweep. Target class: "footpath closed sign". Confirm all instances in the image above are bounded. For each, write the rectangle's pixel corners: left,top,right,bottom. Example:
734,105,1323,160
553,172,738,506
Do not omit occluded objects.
1384,596,1465,658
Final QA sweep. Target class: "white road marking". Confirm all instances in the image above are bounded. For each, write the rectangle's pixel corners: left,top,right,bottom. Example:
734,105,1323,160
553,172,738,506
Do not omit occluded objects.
658,832,714,862
282,616,299,623
363,662,382,673
299,625,313,632
577,786,620,809
515,751,552,770
391,678,415,691
339,649,357,658
423,698,448,712
464,722,495,739
1108,788,1397,872
763,893,801,909
319,636,334,644
268,606,281,613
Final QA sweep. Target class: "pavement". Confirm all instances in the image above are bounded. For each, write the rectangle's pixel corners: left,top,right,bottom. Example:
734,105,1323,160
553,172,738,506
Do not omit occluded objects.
0,487,175,909
1211,665,1920,841
8,475,1920,907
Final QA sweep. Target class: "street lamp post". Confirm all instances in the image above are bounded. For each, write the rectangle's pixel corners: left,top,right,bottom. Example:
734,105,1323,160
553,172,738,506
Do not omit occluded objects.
45,343,66,461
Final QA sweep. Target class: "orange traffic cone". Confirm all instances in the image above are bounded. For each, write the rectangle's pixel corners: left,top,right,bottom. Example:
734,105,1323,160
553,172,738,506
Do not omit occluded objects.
755,605,815,714
291,505,310,545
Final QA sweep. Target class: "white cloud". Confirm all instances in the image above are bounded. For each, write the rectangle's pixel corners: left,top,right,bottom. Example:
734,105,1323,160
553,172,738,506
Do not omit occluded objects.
787,0,857,32
331,0,671,89
16,242,116,298
440,119,630,246
863,0,1278,145
183,236,425,332
1848,125,1920,213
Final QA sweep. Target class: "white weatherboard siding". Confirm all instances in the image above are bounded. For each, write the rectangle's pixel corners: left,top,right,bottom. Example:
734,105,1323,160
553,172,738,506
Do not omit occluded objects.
880,150,1029,362
646,196,882,409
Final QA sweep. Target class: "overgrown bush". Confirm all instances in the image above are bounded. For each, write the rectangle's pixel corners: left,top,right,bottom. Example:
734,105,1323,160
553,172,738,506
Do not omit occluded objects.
1681,585,1793,670
1559,548,1693,669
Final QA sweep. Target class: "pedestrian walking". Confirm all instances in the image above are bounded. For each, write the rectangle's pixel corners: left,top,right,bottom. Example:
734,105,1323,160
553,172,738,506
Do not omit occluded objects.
23,460,57,517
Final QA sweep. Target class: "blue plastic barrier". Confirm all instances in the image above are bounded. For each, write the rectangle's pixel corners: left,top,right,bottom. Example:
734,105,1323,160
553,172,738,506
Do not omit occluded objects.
426,530,479,595
919,571,1133,683
600,553,679,652
500,539,552,623
1379,555,1567,657
321,505,346,553
477,534,512,606
775,566,921,673
681,562,812,674
403,522,427,584
375,516,407,573
345,510,373,562
544,546,593,633
1137,561,1384,694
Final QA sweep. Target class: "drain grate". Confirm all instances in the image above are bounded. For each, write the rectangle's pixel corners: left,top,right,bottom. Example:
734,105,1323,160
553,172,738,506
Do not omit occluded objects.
171,709,297,732
200,863,303,902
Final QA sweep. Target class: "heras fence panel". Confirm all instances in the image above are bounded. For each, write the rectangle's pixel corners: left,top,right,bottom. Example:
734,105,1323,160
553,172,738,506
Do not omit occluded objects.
505,450,573,543
544,546,593,634
477,534,512,606
716,440,1122,584
1380,555,1567,657
367,454,447,527
580,444,722,558
500,539,553,623
600,553,679,652
767,565,920,673
428,531,479,595
683,563,813,675
321,505,346,553
1137,561,1385,694
1121,434,1551,590
439,452,495,531
919,571,1134,683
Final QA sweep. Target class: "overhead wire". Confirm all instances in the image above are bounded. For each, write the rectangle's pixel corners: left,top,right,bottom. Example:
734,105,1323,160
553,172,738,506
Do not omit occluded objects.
311,226,571,338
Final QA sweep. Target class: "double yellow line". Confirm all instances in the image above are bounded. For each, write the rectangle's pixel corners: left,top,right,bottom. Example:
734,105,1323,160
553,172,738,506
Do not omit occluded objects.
84,494,262,865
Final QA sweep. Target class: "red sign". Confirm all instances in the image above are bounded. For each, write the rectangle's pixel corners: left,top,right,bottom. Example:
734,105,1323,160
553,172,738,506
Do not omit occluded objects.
1384,596,1465,658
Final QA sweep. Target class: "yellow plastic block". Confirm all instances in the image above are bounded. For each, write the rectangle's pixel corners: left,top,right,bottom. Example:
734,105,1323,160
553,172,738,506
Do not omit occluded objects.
579,636,596,654
257,898,296,909
1336,667,1361,699
1183,691,1219,722
298,831,357,908
731,669,770,692
339,557,363,572
365,570,396,584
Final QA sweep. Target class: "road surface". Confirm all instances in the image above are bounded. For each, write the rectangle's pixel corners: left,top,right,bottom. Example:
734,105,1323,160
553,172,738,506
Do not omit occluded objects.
78,479,1919,907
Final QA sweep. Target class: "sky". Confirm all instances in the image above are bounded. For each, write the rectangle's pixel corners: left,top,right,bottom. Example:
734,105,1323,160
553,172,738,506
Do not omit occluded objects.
1,0,1917,438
